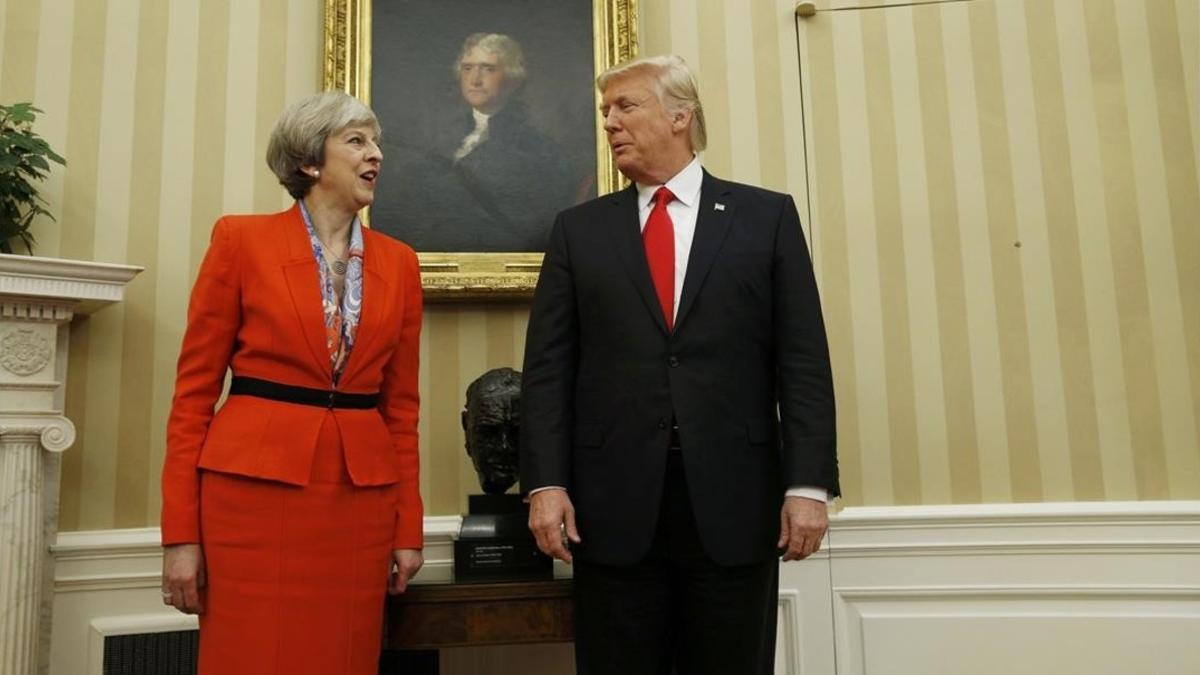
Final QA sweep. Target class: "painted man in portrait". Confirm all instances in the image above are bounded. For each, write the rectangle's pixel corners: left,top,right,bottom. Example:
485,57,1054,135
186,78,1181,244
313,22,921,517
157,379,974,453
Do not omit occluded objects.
386,33,577,252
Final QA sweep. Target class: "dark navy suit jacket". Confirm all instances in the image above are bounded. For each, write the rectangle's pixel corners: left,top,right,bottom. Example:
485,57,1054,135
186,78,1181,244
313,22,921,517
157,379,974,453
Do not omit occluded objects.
521,171,839,566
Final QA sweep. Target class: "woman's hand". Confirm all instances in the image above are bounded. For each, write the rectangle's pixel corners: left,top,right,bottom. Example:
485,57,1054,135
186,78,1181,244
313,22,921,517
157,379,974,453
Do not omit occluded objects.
162,543,206,614
389,548,423,595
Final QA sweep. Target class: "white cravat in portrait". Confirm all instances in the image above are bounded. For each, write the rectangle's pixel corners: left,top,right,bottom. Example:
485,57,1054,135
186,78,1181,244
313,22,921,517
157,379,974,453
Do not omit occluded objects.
454,109,491,161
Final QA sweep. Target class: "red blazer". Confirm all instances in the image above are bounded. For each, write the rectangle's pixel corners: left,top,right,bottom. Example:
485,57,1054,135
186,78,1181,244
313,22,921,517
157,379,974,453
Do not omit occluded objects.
161,204,423,549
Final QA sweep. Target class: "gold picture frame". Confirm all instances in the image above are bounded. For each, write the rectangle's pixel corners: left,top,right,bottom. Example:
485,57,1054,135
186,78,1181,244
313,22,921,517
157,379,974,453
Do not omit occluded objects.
323,0,639,301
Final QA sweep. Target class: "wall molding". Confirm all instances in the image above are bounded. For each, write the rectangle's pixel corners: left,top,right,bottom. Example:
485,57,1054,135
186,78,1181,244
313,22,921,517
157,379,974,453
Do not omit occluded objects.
834,584,1200,600
775,589,802,675
51,501,1200,589
830,582,1200,675
50,501,1200,675
831,500,1200,527
820,501,1200,675
826,501,1200,557
53,513,577,591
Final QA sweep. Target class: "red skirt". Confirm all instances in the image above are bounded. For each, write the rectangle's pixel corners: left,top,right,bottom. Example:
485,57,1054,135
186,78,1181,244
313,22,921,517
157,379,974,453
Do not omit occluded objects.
198,413,396,674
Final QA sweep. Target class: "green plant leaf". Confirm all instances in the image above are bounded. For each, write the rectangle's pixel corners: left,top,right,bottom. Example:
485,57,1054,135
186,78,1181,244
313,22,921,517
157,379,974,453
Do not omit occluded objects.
0,101,64,255
5,103,36,123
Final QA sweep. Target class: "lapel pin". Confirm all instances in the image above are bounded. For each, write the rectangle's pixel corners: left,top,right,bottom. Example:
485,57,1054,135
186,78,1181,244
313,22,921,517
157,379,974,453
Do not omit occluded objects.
714,203,726,211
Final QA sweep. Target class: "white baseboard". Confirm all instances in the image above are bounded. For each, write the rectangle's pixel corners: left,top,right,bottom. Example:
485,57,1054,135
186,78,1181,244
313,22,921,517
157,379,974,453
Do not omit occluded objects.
49,501,1200,675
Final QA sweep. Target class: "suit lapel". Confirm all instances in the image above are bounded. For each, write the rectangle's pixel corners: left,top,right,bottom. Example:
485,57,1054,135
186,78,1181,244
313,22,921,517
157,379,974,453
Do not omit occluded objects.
675,172,734,331
280,205,334,380
607,185,670,335
337,240,390,384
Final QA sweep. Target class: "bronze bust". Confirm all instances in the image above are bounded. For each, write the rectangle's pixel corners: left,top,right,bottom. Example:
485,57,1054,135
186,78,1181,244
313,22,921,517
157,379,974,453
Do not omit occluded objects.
461,367,521,494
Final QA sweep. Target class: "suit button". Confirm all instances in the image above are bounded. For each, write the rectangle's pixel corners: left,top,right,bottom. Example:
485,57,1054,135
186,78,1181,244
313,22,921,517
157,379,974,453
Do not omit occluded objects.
668,356,679,368
658,418,667,429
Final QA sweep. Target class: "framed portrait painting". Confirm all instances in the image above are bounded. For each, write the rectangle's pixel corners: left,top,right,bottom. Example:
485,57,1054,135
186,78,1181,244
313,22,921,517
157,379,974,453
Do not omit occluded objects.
324,0,639,300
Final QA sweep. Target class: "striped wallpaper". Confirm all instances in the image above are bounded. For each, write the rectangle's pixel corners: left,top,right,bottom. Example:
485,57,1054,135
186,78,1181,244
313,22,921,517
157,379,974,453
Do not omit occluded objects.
796,0,1199,505
0,0,1194,532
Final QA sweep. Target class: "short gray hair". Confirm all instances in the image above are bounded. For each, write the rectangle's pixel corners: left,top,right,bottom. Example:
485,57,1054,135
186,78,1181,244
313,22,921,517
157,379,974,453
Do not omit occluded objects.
596,54,707,152
266,91,380,200
453,33,527,85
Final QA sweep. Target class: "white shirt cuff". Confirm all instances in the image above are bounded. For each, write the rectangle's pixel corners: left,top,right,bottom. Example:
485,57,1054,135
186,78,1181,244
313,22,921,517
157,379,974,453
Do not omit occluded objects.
785,486,828,503
527,485,567,496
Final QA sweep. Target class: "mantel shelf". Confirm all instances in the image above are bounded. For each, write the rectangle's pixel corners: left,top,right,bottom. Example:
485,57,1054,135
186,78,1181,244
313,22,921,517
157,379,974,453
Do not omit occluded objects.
0,253,144,314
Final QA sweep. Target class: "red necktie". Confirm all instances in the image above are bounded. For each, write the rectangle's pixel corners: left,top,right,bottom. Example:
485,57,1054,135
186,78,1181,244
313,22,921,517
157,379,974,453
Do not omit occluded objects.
644,187,676,331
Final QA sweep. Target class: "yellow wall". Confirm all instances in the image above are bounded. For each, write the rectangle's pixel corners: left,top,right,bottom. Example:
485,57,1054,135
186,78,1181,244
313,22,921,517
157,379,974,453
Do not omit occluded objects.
795,0,1200,504
1,0,1195,531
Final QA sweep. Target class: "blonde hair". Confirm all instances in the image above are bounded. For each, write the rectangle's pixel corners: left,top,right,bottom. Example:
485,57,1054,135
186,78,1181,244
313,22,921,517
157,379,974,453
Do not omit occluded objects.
596,54,707,152
266,91,380,199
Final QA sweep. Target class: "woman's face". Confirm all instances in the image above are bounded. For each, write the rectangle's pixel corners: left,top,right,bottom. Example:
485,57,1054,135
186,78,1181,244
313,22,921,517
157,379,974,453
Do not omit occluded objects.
310,124,382,212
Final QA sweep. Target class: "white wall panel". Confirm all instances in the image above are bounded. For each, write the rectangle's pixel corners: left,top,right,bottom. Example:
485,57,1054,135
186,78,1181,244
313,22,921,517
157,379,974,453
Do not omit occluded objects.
51,502,1200,675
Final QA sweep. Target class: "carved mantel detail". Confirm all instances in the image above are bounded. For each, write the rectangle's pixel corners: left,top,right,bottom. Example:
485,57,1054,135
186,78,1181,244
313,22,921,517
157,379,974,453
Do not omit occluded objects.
0,328,53,376
0,254,141,675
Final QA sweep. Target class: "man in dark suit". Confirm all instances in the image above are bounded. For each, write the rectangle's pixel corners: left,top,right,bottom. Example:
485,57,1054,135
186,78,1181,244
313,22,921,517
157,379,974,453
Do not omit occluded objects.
520,55,839,674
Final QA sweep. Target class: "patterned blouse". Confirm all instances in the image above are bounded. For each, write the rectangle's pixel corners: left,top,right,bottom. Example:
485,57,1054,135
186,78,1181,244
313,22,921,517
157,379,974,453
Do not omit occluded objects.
298,200,364,385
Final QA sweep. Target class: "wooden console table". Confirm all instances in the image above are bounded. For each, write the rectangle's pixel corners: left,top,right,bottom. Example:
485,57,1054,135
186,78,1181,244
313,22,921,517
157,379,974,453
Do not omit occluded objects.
378,579,573,674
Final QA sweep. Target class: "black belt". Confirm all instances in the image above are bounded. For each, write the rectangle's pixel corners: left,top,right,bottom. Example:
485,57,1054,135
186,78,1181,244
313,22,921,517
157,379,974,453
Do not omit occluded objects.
229,376,379,409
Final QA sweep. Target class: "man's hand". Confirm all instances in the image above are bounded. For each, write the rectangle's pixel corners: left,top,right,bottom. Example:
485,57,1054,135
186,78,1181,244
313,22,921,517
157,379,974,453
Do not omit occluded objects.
162,543,206,614
390,548,424,594
778,496,828,561
528,488,581,563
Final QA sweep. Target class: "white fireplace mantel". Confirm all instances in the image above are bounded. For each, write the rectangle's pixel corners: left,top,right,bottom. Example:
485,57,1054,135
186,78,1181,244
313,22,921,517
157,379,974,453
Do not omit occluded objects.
0,253,142,675
0,254,143,311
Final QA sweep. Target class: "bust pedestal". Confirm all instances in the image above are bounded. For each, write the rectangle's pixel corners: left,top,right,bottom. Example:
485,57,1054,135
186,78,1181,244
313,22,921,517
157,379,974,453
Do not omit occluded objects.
0,254,141,674
454,494,553,583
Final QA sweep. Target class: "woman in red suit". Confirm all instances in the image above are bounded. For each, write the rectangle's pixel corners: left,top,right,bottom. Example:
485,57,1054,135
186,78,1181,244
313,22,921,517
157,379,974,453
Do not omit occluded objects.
159,91,423,674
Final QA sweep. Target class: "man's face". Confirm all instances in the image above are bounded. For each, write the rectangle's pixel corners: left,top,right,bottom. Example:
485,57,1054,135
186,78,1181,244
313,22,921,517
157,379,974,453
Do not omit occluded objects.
600,70,687,184
463,381,520,494
459,47,512,114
